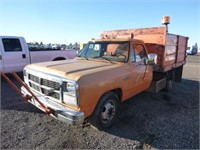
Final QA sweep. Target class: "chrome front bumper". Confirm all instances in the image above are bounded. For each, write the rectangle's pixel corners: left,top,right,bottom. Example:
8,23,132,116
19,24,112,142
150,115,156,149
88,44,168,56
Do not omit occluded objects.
21,86,84,125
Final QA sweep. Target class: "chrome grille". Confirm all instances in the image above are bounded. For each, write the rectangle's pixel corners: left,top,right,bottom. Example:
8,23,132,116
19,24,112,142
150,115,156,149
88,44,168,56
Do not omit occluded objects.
41,79,60,90
29,82,40,91
41,88,60,99
29,74,39,83
28,73,61,101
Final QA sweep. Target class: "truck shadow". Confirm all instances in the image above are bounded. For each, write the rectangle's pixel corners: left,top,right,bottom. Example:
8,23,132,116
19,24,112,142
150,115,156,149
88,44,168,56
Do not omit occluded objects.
1,72,43,114
105,78,199,149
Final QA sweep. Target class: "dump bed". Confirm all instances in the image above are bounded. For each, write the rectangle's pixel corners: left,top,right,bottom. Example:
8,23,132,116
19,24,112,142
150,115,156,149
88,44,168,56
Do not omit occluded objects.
101,26,189,72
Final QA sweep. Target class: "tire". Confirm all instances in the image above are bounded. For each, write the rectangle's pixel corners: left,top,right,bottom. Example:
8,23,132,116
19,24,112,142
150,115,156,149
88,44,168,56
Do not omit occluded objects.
90,92,120,130
164,71,175,92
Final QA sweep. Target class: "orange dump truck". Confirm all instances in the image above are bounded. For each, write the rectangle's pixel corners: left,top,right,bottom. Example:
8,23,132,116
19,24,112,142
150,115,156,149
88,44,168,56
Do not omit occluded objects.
20,25,188,130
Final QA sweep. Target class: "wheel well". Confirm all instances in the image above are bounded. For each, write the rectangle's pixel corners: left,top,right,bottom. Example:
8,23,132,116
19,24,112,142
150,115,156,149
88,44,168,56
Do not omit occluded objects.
53,57,66,61
87,88,122,122
111,88,122,101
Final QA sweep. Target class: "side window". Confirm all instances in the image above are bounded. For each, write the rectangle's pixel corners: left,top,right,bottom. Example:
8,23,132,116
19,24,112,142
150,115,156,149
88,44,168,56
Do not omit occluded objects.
132,44,147,62
2,39,22,52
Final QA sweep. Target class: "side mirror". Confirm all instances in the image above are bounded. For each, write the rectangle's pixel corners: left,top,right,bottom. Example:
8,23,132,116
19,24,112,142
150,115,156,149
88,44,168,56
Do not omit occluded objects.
147,53,157,65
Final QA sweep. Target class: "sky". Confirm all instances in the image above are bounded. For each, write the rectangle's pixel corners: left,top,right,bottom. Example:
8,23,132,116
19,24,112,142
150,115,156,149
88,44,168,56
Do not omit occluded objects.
0,0,199,47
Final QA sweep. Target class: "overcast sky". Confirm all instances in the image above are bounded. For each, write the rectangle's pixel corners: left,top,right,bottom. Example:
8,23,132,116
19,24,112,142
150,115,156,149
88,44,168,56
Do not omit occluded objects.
1,0,199,46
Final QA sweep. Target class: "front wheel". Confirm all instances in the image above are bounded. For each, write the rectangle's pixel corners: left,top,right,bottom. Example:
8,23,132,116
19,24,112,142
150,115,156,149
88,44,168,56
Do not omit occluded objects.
90,92,120,130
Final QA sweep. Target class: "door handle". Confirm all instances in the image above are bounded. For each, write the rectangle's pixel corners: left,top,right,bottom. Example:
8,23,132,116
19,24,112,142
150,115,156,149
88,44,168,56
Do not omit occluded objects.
22,54,26,59
0,55,2,60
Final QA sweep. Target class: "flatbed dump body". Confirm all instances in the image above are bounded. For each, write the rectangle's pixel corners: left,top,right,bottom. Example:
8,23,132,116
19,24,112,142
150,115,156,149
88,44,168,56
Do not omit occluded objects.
101,26,188,72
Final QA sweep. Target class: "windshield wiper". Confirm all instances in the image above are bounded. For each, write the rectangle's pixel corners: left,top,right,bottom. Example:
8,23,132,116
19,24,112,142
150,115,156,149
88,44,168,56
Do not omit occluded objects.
92,56,113,63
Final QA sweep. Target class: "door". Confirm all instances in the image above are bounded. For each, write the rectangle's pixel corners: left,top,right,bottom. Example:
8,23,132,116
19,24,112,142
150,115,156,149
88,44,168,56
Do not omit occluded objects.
1,38,30,73
130,43,152,94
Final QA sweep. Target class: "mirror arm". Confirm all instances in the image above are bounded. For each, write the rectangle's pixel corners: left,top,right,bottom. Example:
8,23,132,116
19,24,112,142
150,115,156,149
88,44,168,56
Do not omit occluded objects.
143,58,148,65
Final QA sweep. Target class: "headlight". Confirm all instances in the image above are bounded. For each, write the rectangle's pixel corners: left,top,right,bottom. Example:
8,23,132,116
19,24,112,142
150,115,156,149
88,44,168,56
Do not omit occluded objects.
63,81,79,106
64,82,78,96
66,82,76,95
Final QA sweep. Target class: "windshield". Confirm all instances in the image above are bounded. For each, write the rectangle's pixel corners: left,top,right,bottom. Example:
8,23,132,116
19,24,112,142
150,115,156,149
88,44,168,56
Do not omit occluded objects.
78,42,129,63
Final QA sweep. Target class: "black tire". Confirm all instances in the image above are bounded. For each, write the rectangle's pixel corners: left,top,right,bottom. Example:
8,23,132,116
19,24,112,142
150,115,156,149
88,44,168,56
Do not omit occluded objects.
164,71,175,92
90,92,120,130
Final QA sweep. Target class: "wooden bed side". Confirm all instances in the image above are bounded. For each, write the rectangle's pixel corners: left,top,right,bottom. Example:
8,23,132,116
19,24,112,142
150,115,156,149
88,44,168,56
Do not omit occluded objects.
163,34,177,68
101,26,167,45
177,36,188,63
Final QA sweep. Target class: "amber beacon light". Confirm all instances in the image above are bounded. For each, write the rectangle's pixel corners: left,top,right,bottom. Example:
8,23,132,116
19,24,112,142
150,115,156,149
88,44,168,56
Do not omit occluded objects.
162,16,170,25
162,16,170,32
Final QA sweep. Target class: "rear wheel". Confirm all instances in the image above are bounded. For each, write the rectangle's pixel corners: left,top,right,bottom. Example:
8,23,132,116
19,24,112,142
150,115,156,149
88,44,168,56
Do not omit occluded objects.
165,71,175,92
90,92,120,130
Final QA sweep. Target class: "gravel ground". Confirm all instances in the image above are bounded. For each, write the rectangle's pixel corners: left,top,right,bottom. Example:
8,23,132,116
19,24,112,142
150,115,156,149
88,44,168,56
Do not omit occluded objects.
1,55,199,149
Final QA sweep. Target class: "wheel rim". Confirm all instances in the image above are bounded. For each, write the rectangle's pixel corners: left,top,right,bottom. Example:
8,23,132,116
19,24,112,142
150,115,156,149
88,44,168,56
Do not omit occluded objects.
101,100,116,123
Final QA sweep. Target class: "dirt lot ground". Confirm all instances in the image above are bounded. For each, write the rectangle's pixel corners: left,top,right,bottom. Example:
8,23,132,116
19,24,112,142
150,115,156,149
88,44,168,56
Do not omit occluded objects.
1,55,199,149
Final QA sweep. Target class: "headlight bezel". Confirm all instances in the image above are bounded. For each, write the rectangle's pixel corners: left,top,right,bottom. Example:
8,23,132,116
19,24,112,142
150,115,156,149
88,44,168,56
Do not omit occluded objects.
65,82,78,96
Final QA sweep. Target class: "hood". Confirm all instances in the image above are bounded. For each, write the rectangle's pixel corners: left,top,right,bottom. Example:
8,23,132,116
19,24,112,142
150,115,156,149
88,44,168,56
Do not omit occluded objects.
26,58,122,80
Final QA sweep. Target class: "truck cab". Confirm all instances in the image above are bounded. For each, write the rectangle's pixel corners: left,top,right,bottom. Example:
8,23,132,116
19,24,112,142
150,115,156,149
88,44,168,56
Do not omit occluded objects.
78,38,154,96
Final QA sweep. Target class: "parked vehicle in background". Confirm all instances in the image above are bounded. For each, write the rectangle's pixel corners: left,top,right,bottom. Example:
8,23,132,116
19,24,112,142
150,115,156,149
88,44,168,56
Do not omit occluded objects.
187,44,198,55
61,44,67,50
51,44,61,50
0,36,77,73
